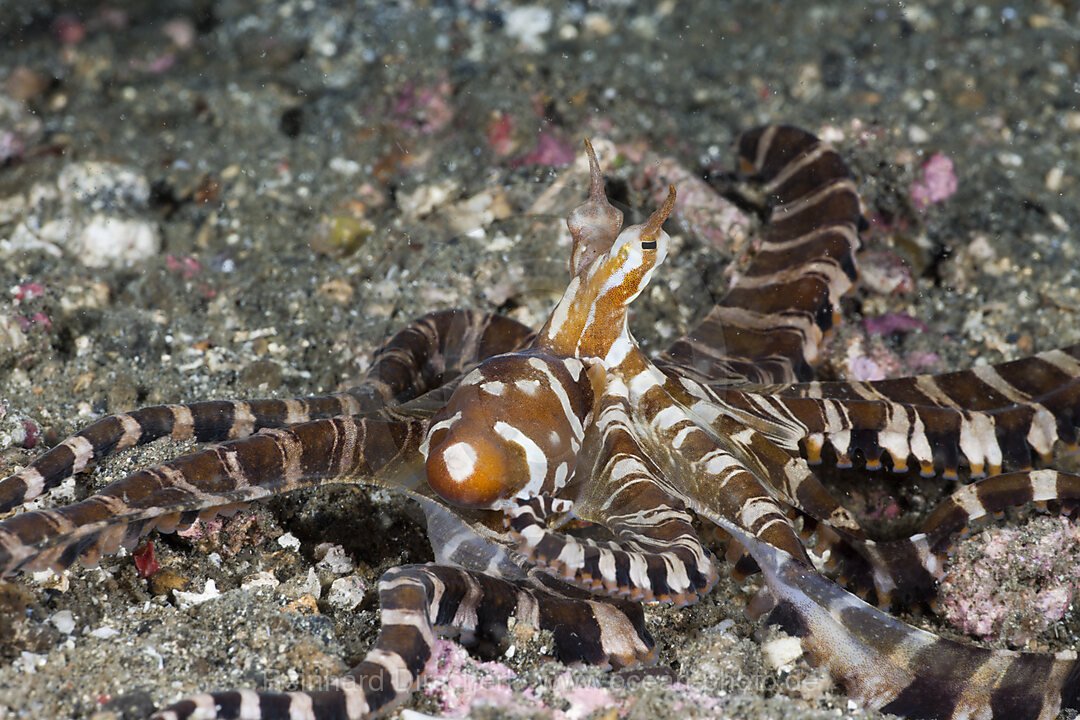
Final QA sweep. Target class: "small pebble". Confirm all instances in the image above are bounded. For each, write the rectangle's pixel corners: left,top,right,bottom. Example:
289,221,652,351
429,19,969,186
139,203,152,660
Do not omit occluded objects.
761,635,804,670
908,125,930,144
49,610,76,634
314,543,356,575
284,594,320,615
89,626,120,640
241,571,280,591
173,579,220,608
504,7,552,52
326,575,368,611
69,214,160,268
277,532,301,551
57,162,150,209
1045,166,1064,192
280,567,321,601
149,569,189,596
19,651,46,674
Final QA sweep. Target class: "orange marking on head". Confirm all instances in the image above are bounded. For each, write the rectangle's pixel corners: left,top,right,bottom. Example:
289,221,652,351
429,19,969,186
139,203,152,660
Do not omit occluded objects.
424,352,594,509
425,430,516,509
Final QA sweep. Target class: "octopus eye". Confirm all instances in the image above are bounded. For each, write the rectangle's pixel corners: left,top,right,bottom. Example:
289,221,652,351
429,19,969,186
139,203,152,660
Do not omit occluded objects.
641,239,657,250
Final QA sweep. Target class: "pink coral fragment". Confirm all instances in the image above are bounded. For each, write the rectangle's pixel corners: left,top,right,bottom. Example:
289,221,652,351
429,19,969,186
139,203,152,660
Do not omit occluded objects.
862,312,927,337
167,254,202,279
10,311,51,333
910,152,958,209
939,515,1080,645
422,639,518,717
21,419,39,449
30,312,51,330
14,283,45,301
561,683,617,720
519,130,575,167
904,350,942,371
391,80,454,135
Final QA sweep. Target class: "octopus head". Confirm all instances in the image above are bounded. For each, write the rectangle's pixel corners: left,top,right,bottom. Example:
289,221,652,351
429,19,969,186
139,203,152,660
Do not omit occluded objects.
422,353,597,509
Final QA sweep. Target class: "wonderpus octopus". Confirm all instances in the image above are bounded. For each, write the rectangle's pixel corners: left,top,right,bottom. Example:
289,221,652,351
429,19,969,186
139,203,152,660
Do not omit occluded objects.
2,126,1080,720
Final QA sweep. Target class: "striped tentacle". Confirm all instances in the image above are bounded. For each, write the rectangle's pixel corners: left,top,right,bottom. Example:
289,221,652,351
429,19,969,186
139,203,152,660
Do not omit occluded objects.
924,469,1080,536
666,397,936,606
775,468,1080,610
759,344,1080,479
153,563,655,720
605,368,813,567
659,125,862,385
729,519,1080,720
416,494,530,580
703,408,866,536
685,407,920,603
0,309,531,516
860,468,1080,606
362,308,535,406
0,394,368,516
504,495,715,607
152,565,445,720
0,412,426,578
692,419,1080,608
703,376,1080,606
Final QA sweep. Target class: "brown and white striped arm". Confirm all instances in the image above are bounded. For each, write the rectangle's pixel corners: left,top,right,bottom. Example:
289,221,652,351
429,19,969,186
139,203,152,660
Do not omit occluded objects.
830,468,1080,608
152,563,655,720
599,369,814,568
683,370,1080,607
752,345,1080,478
0,309,531,515
0,412,427,578
731,518,1080,720
362,309,535,405
504,494,716,607
697,370,1080,606
659,125,863,385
